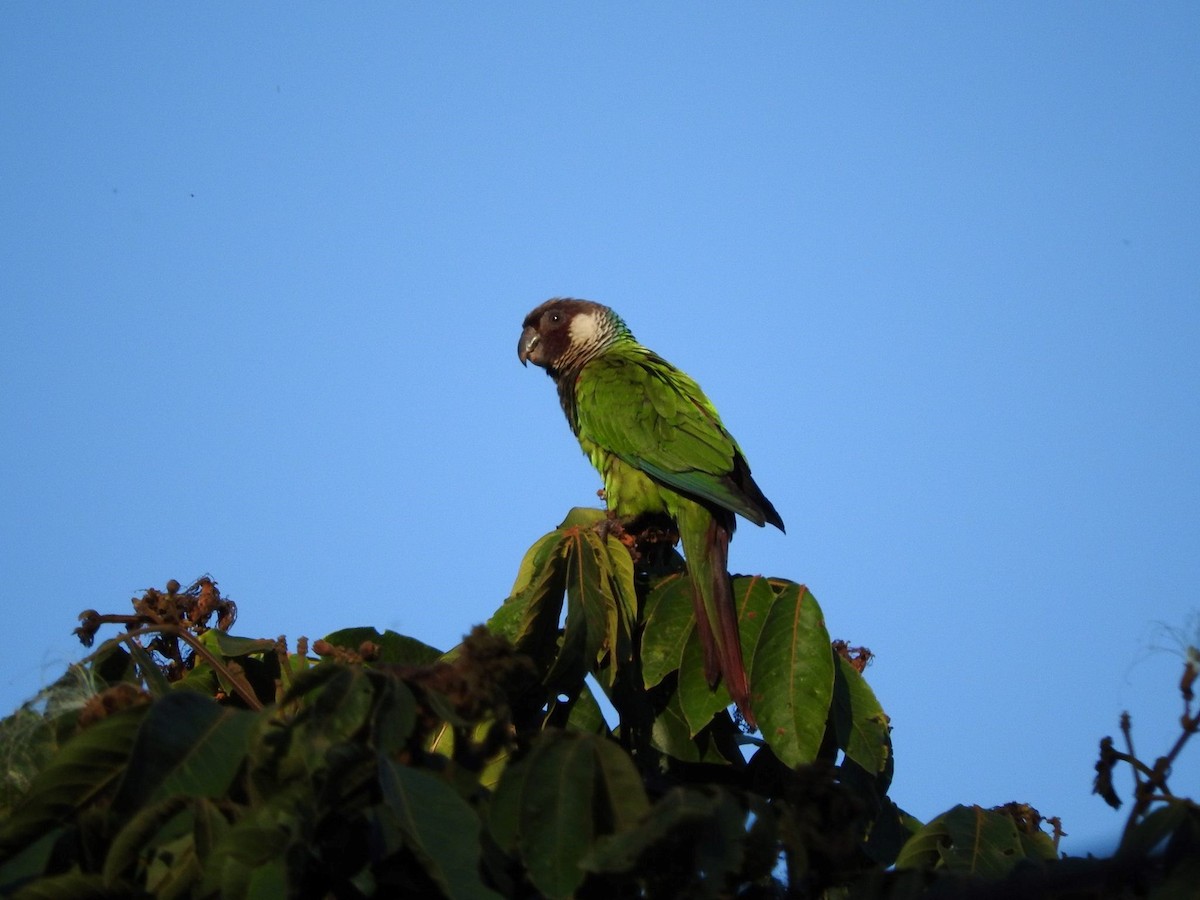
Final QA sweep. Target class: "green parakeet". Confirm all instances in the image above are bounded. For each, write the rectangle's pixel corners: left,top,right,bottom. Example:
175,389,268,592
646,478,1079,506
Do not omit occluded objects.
518,298,784,728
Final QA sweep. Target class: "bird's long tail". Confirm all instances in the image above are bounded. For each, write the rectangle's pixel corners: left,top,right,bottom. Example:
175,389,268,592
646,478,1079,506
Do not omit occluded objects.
678,504,756,730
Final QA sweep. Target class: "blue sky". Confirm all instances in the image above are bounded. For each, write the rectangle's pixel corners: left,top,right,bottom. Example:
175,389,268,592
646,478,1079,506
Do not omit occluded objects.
3,3,1198,855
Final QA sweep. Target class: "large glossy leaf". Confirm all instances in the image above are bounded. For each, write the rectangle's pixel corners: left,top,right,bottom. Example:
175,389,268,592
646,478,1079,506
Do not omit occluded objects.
378,759,501,900
731,575,774,663
640,574,692,688
0,704,149,855
893,804,1049,877
677,625,734,737
111,692,258,815
750,582,834,766
831,654,890,778
646,575,776,731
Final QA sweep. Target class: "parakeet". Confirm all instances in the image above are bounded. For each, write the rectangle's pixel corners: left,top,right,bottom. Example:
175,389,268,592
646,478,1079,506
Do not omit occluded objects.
518,298,784,728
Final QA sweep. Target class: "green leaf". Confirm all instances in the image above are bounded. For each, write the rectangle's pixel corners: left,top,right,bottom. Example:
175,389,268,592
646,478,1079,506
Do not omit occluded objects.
204,632,278,658
591,734,650,830
198,788,305,900
369,675,418,754
518,733,597,899
492,731,649,898
544,528,608,692
677,624,734,737
565,681,610,736
650,690,704,762
378,759,501,900
750,582,834,766
601,532,637,676
730,575,774,667
489,530,569,663
0,704,149,856
486,750,531,854
557,507,609,529
110,692,258,815
894,804,1032,877
321,627,442,666
503,528,568,612
126,639,172,697
640,574,693,688
102,795,190,884
583,786,748,898
0,827,67,895
583,787,717,874
10,871,118,899
831,654,890,778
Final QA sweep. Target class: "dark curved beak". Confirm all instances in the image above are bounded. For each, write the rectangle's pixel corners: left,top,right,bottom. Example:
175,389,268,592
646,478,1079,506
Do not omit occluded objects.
517,326,539,366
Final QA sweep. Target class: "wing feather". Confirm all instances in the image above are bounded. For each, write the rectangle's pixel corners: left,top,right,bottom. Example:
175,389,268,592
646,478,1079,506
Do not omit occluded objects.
575,348,770,524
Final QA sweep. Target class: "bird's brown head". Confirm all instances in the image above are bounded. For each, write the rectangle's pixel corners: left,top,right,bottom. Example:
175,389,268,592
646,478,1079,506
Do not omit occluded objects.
517,298,630,375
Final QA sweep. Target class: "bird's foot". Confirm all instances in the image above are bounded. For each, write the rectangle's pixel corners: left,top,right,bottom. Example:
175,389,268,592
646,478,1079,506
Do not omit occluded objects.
593,513,638,553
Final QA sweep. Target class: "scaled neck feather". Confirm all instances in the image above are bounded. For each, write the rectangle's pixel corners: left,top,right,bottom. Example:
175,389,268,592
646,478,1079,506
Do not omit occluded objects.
552,305,633,430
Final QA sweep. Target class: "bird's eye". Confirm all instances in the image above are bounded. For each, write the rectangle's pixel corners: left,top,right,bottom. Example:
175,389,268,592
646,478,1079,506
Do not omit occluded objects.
548,312,561,324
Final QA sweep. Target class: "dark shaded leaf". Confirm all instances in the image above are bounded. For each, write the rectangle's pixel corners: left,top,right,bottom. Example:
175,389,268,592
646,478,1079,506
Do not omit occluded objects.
0,827,67,895
591,733,650,830
894,804,1041,877
518,733,597,898
369,675,418,754
1118,800,1188,859
486,750,531,855
102,794,190,884
11,871,122,899
0,705,148,856
111,692,258,815
198,785,308,899
378,759,501,900
651,690,708,762
321,627,442,666
583,786,747,900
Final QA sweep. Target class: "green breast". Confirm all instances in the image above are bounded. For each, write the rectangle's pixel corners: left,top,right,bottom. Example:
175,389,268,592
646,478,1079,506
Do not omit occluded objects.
578,434,670,520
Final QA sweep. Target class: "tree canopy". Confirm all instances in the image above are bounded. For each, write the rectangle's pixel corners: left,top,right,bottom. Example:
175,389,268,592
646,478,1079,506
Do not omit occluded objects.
0,509,1196,898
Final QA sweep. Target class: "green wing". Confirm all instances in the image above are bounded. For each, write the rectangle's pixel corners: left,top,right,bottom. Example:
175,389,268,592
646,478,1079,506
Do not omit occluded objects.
575,346,766,523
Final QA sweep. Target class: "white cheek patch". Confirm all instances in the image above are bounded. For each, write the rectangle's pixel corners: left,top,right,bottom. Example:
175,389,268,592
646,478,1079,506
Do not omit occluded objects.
568,309,601,346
